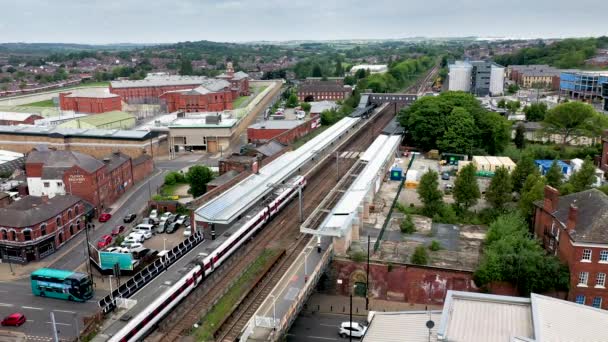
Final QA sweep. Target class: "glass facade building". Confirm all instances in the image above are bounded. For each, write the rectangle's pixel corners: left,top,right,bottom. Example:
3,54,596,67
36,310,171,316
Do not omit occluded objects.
560,70,608,101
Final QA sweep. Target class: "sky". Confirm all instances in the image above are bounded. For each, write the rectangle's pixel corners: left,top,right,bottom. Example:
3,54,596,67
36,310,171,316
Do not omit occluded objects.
1,0,607,44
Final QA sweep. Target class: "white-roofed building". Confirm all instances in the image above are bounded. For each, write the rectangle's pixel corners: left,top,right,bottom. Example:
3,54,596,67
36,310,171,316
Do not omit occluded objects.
310,101,339,116
363,311,441,342
350,64,389,75
0,112,44,126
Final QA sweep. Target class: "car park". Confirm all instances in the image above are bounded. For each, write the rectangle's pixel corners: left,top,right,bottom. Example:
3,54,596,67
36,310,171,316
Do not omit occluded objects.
167,214,178,224
155,221,167,234
339,322,367,338
99,213,112,222
106,246,130,254
111,225,126,236
160,212,172,222
97,235,113,249
141,217,157,225
135,224,154,236
441,172,451,180
1,313,26,327
183,226,192,237
124,233,144,244
124,213,137,223
149,210,158,220
126,242,143,251
175,215,187,225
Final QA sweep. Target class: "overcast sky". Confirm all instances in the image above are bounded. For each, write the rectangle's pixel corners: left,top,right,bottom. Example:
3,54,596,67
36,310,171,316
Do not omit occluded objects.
2,0,607,44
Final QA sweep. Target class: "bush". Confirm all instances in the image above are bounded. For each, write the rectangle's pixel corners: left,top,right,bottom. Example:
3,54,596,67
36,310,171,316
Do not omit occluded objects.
114,235,124,246
429,240,442,251
433,205,458,224
411,246,429,265
400,214,416,234
351,250,366,262
164,171,186,185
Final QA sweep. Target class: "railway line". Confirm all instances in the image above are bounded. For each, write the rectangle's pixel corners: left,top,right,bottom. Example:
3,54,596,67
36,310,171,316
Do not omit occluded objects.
151,103,395,342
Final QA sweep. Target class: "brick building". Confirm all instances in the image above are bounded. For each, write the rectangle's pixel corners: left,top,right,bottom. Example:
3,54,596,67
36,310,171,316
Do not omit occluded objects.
217,62,250,96
601,130,608,173
110,75,212,101
0,112,43,126
297,81,351,102
26,149,152,215
159,79,234,113
132,153,153,184
247,117,321,144
0,195,86,263
533,186,608,309
59,90,122,114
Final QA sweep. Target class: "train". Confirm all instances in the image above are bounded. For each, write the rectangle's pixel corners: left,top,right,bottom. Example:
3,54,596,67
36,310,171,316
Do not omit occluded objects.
108,175,307,342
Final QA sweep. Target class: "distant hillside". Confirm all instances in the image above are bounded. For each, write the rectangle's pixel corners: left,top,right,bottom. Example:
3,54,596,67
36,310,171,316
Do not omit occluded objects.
0,42,151,55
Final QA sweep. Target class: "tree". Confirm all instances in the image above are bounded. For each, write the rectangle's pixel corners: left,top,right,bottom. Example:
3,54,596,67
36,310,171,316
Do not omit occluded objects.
186,165,214,197
544,160,563,188
453,163,480,210
507,84,519,94
334,60,344,77
505,100,521,114
355,68,366,79
485,167,513,210
417,170,444,217
542,102,608,146
514,123,526,150
519,173,545,220
286,93,299,108
400,214,416,234
473,213,570,295
569,157,597,192
438,107,477,154
497,99,507,108
524,103,548,122
312,64,323,77
511,156,538,193
411,246,429,265
179,58,193,75
300,102,311,112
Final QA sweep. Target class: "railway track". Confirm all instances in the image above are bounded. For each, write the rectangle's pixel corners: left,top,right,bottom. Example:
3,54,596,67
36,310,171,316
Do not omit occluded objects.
153,106,395,341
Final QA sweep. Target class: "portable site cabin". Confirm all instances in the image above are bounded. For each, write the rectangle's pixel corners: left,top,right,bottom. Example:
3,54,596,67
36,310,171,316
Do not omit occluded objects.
472,156,491,172
405,170,419,188
496,157,516,172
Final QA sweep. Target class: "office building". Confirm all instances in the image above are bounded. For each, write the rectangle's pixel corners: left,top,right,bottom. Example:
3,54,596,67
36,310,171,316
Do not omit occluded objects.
448,60,504,96
560,70,608,101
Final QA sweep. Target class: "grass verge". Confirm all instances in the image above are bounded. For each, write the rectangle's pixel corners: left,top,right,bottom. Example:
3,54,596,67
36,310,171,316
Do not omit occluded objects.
292,125,329,150
19,99,56,107
192,249,280,341
232,95,249,109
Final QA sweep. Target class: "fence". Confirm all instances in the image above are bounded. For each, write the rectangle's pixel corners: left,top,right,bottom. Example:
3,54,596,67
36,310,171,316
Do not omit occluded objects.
98,232,205,315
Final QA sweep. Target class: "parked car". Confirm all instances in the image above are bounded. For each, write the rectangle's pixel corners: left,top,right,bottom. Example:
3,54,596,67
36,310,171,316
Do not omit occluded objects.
123,213,137,223
149,209,158,220
111,225,126,236
106,247,130,254
97,235,113,249
123,233,144,244
141,217,157,226
160,212,172,222
183,226,192,238
135,224,154,238
339,322,367,338
126,242,144,251
441,172,451,180
168,214,178,224
99,213,112,222
166,222,179,234
155,221,167,234
1,313,26,327
175,215,187,225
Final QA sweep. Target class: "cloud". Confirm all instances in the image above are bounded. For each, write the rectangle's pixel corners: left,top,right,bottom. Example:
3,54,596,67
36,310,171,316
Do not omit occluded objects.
0,0,606,43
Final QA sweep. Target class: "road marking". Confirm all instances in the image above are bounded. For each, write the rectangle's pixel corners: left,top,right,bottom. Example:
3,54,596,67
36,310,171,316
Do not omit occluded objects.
307,336,338,341
0,303,14,307
320,324,335,327
22,306,43,310
53,310,76,314
46,321,71,326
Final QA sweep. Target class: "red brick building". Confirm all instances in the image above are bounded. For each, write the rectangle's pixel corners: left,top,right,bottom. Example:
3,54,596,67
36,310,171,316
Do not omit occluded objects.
110,75,211,101
247,117,321,144
132,153,154,184
0,112,43,126
159,79,235,113
217,62,250,96
297,81,351,102
59,91,122,114
533,186,608,309
26,149,152,215
601,130,608,173
0,195,86,263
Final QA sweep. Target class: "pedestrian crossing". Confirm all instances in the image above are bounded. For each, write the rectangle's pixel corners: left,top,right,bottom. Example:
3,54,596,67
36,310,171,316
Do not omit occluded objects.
26,335,71,342
339,151,362,159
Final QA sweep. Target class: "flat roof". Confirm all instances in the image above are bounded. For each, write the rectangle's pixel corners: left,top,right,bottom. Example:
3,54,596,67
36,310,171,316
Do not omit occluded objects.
110,75,210,89
58,111,134,127
249,120,302,130
64,89,119,98
0,125,155,140
195,116,360,224
0,112,40,121
363,311,441,342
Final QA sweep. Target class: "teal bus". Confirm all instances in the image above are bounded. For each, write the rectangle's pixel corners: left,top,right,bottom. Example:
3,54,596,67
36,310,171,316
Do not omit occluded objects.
30,268,94,302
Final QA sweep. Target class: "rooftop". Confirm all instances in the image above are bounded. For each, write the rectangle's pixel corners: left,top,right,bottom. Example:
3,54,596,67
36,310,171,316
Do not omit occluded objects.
249,120,302,130
166,79,231,95
0,112,41,122
363,311,441,342
63,89,120,98
298,81,350,93
27,148,104,174
535,189,608,244
110,75,210,89
310,100,339,113
0,195,82,228
104,152,131,172
207,170,240,188
34,113,88,126
0,125,156,140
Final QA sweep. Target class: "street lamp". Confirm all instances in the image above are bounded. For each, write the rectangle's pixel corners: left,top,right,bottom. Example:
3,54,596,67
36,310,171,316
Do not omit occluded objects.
349,284,356,342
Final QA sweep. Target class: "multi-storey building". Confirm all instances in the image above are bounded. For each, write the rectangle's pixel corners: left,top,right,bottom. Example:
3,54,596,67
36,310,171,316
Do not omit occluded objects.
297,81,351,102
560,70,608,101
217,62,250,96
25,149,149,215
534,186,608,309
448,60,504,96
0,195,86,263
448,61,473,92
159,79,235,113
59,90,122,114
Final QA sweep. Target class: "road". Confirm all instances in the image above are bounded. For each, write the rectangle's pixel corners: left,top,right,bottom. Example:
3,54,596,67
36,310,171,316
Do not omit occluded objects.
287,313,361,342
0,154,216,341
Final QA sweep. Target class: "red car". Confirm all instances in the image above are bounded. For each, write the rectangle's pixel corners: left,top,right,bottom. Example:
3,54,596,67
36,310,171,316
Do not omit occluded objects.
97,235,113,249
99,213,112,222
111,225,126,236
1,313,26,326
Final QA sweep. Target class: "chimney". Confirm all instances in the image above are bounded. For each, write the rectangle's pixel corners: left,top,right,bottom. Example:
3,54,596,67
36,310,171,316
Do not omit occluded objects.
567,201,578,233
103,158,111,164
543,185,559,212
41,194,49,203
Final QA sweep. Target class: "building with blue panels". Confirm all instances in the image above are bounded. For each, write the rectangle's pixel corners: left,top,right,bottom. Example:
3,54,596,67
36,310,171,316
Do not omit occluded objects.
535,159,571,176
560,70,608,101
